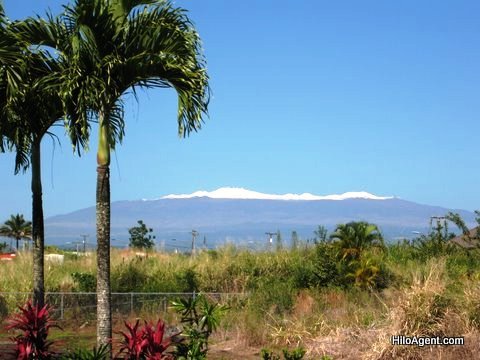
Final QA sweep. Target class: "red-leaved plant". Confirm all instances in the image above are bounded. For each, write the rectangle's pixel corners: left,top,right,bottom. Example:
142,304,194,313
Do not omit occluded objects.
117,319,176,360
6,301,59,360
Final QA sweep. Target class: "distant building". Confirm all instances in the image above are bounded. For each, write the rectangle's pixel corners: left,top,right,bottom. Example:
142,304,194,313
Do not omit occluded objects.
450,227,480,249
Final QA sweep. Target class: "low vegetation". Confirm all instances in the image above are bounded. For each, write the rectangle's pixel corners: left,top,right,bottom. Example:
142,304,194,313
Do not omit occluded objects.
1,220,480,358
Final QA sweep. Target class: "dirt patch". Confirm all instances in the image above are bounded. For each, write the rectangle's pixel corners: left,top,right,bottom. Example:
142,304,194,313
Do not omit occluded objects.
304,327,380,359
0,341,15,360
208,339,261,359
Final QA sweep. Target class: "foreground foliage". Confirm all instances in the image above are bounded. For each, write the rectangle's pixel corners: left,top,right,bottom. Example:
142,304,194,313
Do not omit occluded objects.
3,218,480,358
4,296,227,360
171,294,228,359
6,301,59,359
117,319,176,360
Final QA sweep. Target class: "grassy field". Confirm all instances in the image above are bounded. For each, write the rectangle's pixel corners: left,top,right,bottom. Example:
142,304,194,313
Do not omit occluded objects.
1,237,480,359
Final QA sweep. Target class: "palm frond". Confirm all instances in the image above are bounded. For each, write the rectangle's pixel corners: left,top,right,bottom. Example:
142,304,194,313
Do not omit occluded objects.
0,13,89,171
52,0,210,152
121,1,210,135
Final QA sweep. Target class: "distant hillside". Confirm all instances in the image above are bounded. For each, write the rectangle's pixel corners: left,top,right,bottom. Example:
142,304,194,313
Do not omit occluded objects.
44,188,475,250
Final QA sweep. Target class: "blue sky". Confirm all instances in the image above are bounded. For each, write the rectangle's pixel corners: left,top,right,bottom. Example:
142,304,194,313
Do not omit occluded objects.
1,0,480,222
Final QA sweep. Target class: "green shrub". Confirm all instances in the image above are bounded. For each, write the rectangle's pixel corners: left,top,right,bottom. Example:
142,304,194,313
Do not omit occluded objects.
260,348,305,360
411,224,457,261
171,294,228,359
71,272,96,292
346,257,394,290
446,251,480,280
261,348,280,360
292,261,317,289
387,240,416,263
141,270,179,293
282,347,306,360
249,278,296,314
175,268,199,292
313,244,342,287
112,261,148,292
372,261,395,290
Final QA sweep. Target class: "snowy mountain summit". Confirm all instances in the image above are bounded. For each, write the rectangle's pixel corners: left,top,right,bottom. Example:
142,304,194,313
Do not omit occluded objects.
161,187,394,201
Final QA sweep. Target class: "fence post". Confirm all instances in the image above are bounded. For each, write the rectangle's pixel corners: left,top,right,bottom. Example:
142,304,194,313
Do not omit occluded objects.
60,293,64,320
192,290,196,301
130,292,134,314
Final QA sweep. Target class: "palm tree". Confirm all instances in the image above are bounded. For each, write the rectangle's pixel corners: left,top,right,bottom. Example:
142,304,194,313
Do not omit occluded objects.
46,0,210,350
0,6,86,307
345,257,380,289
329,221,385,261
0,214,32,251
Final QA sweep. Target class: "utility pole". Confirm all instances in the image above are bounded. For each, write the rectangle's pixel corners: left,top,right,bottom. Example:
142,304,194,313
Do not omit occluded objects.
191,230,198,256
80,234,89,253
430,216,448,240
265,232,277,248
430,216,447,230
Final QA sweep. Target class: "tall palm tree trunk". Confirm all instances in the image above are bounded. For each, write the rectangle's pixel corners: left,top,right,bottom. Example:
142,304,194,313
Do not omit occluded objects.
96,115,112,353
31,138,44,307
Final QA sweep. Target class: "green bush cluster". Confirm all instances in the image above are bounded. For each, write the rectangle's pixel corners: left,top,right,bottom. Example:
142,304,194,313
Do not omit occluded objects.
98,238,395,315
260,347,306,360
71,272,96,292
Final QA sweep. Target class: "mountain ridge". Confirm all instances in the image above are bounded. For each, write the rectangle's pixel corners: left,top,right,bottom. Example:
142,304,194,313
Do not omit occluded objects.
44,191,476,249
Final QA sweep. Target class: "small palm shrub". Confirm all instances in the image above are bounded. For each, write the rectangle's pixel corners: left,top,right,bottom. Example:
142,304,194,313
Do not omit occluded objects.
330,221,385,262
6,300,59,360
171,294,228,359
346,257,394,290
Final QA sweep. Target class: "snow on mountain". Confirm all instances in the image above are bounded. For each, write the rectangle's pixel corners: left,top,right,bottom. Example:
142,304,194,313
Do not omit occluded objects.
159,187,394,201
45,189,475,247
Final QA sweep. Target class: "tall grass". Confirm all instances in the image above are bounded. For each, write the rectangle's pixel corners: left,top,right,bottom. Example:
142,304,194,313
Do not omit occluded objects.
1,242,480,358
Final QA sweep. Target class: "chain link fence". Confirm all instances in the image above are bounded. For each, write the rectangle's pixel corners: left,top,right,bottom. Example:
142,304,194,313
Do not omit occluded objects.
0,291,247,322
